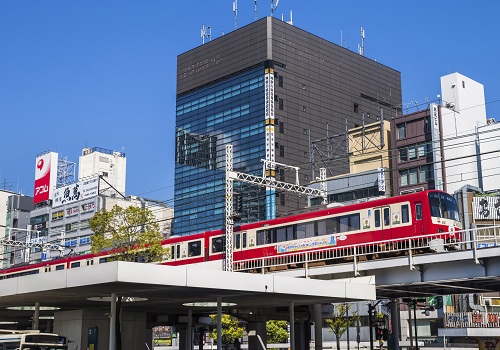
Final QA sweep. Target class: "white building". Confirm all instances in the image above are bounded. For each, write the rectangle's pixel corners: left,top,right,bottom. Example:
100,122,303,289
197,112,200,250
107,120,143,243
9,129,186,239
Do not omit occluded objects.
477,120,500,192
78,147,127,197
440,73,488,195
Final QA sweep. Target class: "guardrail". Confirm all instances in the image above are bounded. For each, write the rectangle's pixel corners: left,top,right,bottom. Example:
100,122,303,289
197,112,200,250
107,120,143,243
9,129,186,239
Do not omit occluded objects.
233,225,500,275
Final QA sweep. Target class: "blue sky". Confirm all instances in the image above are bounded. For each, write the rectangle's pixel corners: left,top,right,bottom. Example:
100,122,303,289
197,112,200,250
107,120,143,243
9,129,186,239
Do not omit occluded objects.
1,1,499,204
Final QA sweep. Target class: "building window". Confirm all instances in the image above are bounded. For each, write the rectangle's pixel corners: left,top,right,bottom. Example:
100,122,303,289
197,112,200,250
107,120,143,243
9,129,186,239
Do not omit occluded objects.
400,170,408,186
303,128,308,135
397,124,406,139
279,169,285,182
409,168,418,184
275,141,279,149
274,94,279,102
279,76,284,87
279,121,284,133
279,98,284,110
354,103,359,113
280,193,286,206
424,116,431,133
304,151,308,158
408,146,417,160
303,106,307,112
399,148,408,162
279,145,285,157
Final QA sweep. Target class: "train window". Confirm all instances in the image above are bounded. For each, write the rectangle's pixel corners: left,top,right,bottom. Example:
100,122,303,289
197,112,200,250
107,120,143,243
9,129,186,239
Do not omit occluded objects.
212,237,225,253
188,240,202,257
56,264,65,270
402,205,410,223
87,260,94,266
170,246,175,259
176,244,180,259
374,210,381,228
256,230,269,246
384,208,390,226
296,223,315,238
242,232,247,248
276,227,287,242
235,233,241,249
45,266,51,273
416,203,422,220
316,220,328,236
99,258,108,264
70,262,80,268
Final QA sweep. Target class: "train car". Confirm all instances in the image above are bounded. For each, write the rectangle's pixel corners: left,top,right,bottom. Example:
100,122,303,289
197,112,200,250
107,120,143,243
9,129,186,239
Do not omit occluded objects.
204,189,461,264
1,190,461,278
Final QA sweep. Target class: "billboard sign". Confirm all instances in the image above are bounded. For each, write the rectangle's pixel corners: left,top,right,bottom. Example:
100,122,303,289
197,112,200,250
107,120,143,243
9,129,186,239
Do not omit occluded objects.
34,152,58,204
52,177,99,208
429,104,444,190
473,197,500,220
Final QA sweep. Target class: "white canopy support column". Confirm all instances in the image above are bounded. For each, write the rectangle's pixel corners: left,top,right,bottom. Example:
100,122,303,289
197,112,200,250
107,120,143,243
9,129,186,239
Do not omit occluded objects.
217,297,223,350
109,293,117,350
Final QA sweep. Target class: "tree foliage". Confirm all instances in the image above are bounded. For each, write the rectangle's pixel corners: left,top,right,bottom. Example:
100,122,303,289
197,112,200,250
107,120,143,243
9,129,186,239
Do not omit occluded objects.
325,304,359,350
209,314,245,345
266,320,289,344
89,204,167,262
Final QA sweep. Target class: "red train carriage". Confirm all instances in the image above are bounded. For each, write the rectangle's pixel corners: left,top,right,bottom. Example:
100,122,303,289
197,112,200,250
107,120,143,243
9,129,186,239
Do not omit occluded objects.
1,190,461,278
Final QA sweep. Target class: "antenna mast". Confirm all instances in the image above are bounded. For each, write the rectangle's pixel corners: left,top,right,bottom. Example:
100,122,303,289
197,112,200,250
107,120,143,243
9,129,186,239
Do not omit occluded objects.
233,0,238,29
254,0,258,20
271,0,279,17
201,24,212,44
358,26,365,56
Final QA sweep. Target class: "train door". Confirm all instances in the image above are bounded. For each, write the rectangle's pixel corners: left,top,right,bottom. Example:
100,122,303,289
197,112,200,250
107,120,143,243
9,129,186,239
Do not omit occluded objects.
374,206,391,240
414,202,423,235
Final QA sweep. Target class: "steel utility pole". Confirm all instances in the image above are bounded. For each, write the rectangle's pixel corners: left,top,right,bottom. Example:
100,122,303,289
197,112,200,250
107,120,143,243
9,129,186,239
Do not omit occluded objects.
224,144,327,271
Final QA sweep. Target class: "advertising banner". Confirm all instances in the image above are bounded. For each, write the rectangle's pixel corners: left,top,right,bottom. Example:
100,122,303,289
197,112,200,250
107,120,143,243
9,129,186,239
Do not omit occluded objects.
473,197,500,220
52,177,99,208
33,152,58,204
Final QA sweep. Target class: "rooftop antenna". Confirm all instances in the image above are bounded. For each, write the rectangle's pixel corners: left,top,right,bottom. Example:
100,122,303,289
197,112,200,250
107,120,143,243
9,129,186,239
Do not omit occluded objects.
254,0,258,21
358,26,365,56
284,10,293,25
233,0,238,29
201,24,212,44
271,0,279,17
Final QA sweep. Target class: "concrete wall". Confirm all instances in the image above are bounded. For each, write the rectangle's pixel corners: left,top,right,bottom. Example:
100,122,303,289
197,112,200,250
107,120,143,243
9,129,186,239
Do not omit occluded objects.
54,309,148,350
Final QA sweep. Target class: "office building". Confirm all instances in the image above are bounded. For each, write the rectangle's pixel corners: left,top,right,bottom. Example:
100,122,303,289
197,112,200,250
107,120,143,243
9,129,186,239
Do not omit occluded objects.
175,17,402,235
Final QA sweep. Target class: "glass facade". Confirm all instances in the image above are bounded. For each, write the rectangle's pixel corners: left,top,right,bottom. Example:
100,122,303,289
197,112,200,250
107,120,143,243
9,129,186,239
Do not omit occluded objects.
174,65,268,235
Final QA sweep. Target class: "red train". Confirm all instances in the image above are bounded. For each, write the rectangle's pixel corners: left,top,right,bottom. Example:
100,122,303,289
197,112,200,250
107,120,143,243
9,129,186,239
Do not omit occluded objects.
0,190,461,279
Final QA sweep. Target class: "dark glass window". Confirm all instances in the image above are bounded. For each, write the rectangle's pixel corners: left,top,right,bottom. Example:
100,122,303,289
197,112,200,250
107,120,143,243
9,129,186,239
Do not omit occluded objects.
188,240,202,256
279,98,284,110
384,208,390,226
279,76,284,87
211,237,225,253
402,204,409,223
374,210,381,228
416,203,422,220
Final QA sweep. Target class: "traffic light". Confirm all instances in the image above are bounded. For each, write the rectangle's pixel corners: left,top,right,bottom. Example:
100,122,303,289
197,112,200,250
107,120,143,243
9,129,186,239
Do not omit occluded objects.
375,325,383,340
233,193,243,221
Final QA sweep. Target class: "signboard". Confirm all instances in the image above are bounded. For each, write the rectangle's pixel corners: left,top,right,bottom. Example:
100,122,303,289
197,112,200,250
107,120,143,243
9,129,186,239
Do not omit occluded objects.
429,104,444,190
52,177,99,208
264,67,276,220
378,167,386,193
473,197,500,220
34,152,58,204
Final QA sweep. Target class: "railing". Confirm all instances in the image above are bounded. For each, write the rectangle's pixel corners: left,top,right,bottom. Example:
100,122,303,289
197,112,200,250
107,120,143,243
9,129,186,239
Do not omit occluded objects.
445,312,500,328
232,225,500,274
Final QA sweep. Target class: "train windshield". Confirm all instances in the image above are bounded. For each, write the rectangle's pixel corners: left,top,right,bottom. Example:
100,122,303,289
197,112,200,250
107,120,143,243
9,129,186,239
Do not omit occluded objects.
428,192,459,221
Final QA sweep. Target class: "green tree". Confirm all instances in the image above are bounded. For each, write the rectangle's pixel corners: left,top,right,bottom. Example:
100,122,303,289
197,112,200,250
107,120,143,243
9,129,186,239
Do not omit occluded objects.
325,304,359,350
89,205,167,262
266,320,289,344
209,314,245,345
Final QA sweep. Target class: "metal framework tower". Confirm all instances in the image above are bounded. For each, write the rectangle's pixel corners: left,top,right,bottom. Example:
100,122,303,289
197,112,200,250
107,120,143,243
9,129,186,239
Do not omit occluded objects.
57,156,76,188
225,144,326,271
